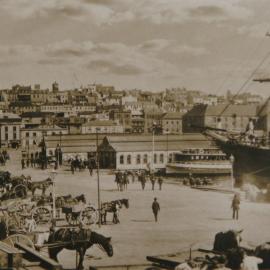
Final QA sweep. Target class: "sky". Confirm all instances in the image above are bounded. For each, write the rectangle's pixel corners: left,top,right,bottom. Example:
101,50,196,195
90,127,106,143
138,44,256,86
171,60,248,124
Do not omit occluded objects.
1,0,270,96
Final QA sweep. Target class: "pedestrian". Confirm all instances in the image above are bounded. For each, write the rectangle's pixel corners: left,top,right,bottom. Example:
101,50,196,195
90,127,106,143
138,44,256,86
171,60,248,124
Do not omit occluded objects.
141,172,146,190
88,163,93,176
152,197,160,222
71,162,74,174
30,156,34,168
158,177,163,190
26,159,30,168
150,174,156,190
21,159,25,170
113,203,120,224
231,193,240,220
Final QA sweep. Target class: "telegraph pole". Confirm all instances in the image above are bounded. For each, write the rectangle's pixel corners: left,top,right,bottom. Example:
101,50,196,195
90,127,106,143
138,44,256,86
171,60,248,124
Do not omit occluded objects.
96,128,101,227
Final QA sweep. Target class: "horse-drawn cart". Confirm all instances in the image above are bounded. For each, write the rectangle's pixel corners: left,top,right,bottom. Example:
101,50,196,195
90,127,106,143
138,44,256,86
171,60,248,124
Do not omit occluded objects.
61,204,98,226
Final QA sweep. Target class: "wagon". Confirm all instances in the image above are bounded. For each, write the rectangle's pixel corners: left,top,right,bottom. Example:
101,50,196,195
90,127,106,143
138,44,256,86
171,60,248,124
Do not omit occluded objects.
62,204,98,226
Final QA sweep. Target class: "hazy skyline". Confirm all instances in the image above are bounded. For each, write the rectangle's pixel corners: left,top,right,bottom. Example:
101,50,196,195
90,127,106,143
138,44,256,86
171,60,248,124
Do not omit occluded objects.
1,0,270,96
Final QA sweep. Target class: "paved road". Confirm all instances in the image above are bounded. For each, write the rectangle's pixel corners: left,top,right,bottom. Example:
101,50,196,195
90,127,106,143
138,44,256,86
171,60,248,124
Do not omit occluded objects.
4,150,270,269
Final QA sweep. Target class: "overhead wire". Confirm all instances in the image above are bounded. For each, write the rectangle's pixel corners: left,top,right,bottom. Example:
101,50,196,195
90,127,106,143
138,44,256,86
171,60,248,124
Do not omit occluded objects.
218,34,270,117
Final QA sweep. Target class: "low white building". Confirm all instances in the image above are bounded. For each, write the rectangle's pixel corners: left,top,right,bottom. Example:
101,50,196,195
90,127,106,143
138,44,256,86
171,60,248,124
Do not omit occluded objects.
98,134,212,170
81,120,124,134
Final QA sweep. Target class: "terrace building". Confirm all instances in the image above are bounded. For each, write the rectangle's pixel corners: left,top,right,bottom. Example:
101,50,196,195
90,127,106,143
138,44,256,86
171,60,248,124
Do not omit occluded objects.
0,113,21,148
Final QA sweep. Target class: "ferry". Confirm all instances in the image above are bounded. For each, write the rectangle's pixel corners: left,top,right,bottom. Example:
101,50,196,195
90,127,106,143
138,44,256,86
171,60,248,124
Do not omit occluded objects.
166,148,232,175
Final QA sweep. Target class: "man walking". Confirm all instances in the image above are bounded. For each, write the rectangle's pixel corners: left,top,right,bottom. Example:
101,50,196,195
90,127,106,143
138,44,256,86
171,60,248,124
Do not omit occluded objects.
21,159,25,170
152,197,160,222
158,177,163,190
150,174,156,190
231,193,240,220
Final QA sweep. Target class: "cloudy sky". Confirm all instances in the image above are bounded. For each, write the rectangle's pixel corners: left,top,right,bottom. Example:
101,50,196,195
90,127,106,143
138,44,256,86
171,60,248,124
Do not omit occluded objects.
1,0,270,95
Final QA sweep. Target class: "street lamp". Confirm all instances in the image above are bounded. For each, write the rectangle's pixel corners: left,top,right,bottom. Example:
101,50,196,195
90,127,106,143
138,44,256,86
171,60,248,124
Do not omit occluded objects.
152,121,157,174
96,127,101,227
229,155,235,190
50,169,57,221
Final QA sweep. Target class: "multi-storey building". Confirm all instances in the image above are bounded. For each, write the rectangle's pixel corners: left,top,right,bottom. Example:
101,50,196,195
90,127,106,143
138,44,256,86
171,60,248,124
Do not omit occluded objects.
0,113,21,147
183,104,258,133
40,104,96,116
162,112,183,134
21,125,68,158
109,110,132,133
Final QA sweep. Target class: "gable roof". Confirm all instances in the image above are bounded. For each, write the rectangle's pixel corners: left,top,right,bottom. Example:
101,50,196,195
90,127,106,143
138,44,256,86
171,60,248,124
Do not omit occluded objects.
103,134,212,152
163,112,184,120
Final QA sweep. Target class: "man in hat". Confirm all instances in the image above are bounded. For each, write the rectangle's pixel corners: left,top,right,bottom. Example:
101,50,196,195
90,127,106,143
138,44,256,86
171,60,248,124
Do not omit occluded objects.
152,197,160,222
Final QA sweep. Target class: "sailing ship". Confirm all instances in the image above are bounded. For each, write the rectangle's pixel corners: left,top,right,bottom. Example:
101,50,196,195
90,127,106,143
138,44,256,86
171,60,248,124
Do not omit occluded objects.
166,148,231,175
204,128,270,186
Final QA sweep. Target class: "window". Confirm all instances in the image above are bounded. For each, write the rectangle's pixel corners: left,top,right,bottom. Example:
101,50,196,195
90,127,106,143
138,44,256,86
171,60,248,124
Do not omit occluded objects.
143,154,148,164
26,132,29,137
127,155,131,164
154,153,157,163
5,133,8,140
5,126,8,132
120,155,124,164
160,154,164,163
136,154,141,164
33,132,36,137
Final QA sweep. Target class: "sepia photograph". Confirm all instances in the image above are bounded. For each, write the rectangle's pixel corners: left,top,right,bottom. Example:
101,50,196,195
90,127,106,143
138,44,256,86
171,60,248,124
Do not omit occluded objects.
0,0,270,269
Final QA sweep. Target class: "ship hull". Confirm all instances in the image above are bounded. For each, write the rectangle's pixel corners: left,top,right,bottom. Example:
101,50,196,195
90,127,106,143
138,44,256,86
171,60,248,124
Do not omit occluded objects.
166,162,231,175
205,131,270,186
218,142,270,186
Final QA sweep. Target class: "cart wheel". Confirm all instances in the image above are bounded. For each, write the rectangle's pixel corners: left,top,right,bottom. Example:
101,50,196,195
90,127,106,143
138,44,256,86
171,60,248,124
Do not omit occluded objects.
4,233,35,249
32,207,52,225
14,184,27,198
80,206,98,225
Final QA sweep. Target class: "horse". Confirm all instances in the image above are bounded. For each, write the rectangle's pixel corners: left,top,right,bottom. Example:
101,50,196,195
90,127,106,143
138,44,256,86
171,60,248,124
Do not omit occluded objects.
0,171,11,188
100,199,129,224
11,175,31,187
47,229,113,270
213,229,243,253
27,177,53,196
0,219,8,240
212,230,245,269
255,242,270,269
55,194,86,208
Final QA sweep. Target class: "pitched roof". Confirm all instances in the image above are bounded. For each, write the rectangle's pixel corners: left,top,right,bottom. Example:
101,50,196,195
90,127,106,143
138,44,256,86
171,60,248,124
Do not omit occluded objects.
205,104,258,116
82,120,119,127
103,134,212,152
163,112,184,120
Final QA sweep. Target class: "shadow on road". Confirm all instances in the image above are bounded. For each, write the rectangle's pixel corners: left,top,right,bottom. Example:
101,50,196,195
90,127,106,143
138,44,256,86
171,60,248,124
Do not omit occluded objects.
131,219,153,222
210,217,233,221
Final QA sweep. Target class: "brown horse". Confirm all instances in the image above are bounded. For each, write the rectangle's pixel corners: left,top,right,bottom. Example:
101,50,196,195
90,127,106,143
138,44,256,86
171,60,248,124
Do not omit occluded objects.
27,177,53,196
55,194,86,208
48,228,113,270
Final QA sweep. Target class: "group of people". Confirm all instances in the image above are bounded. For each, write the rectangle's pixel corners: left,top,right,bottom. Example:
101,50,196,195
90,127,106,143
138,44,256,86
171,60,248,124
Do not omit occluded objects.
21,156,37,169
137,170,163,191
70,156,95,175
114,170,164,191
183,175,213,186
0,150,9,166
